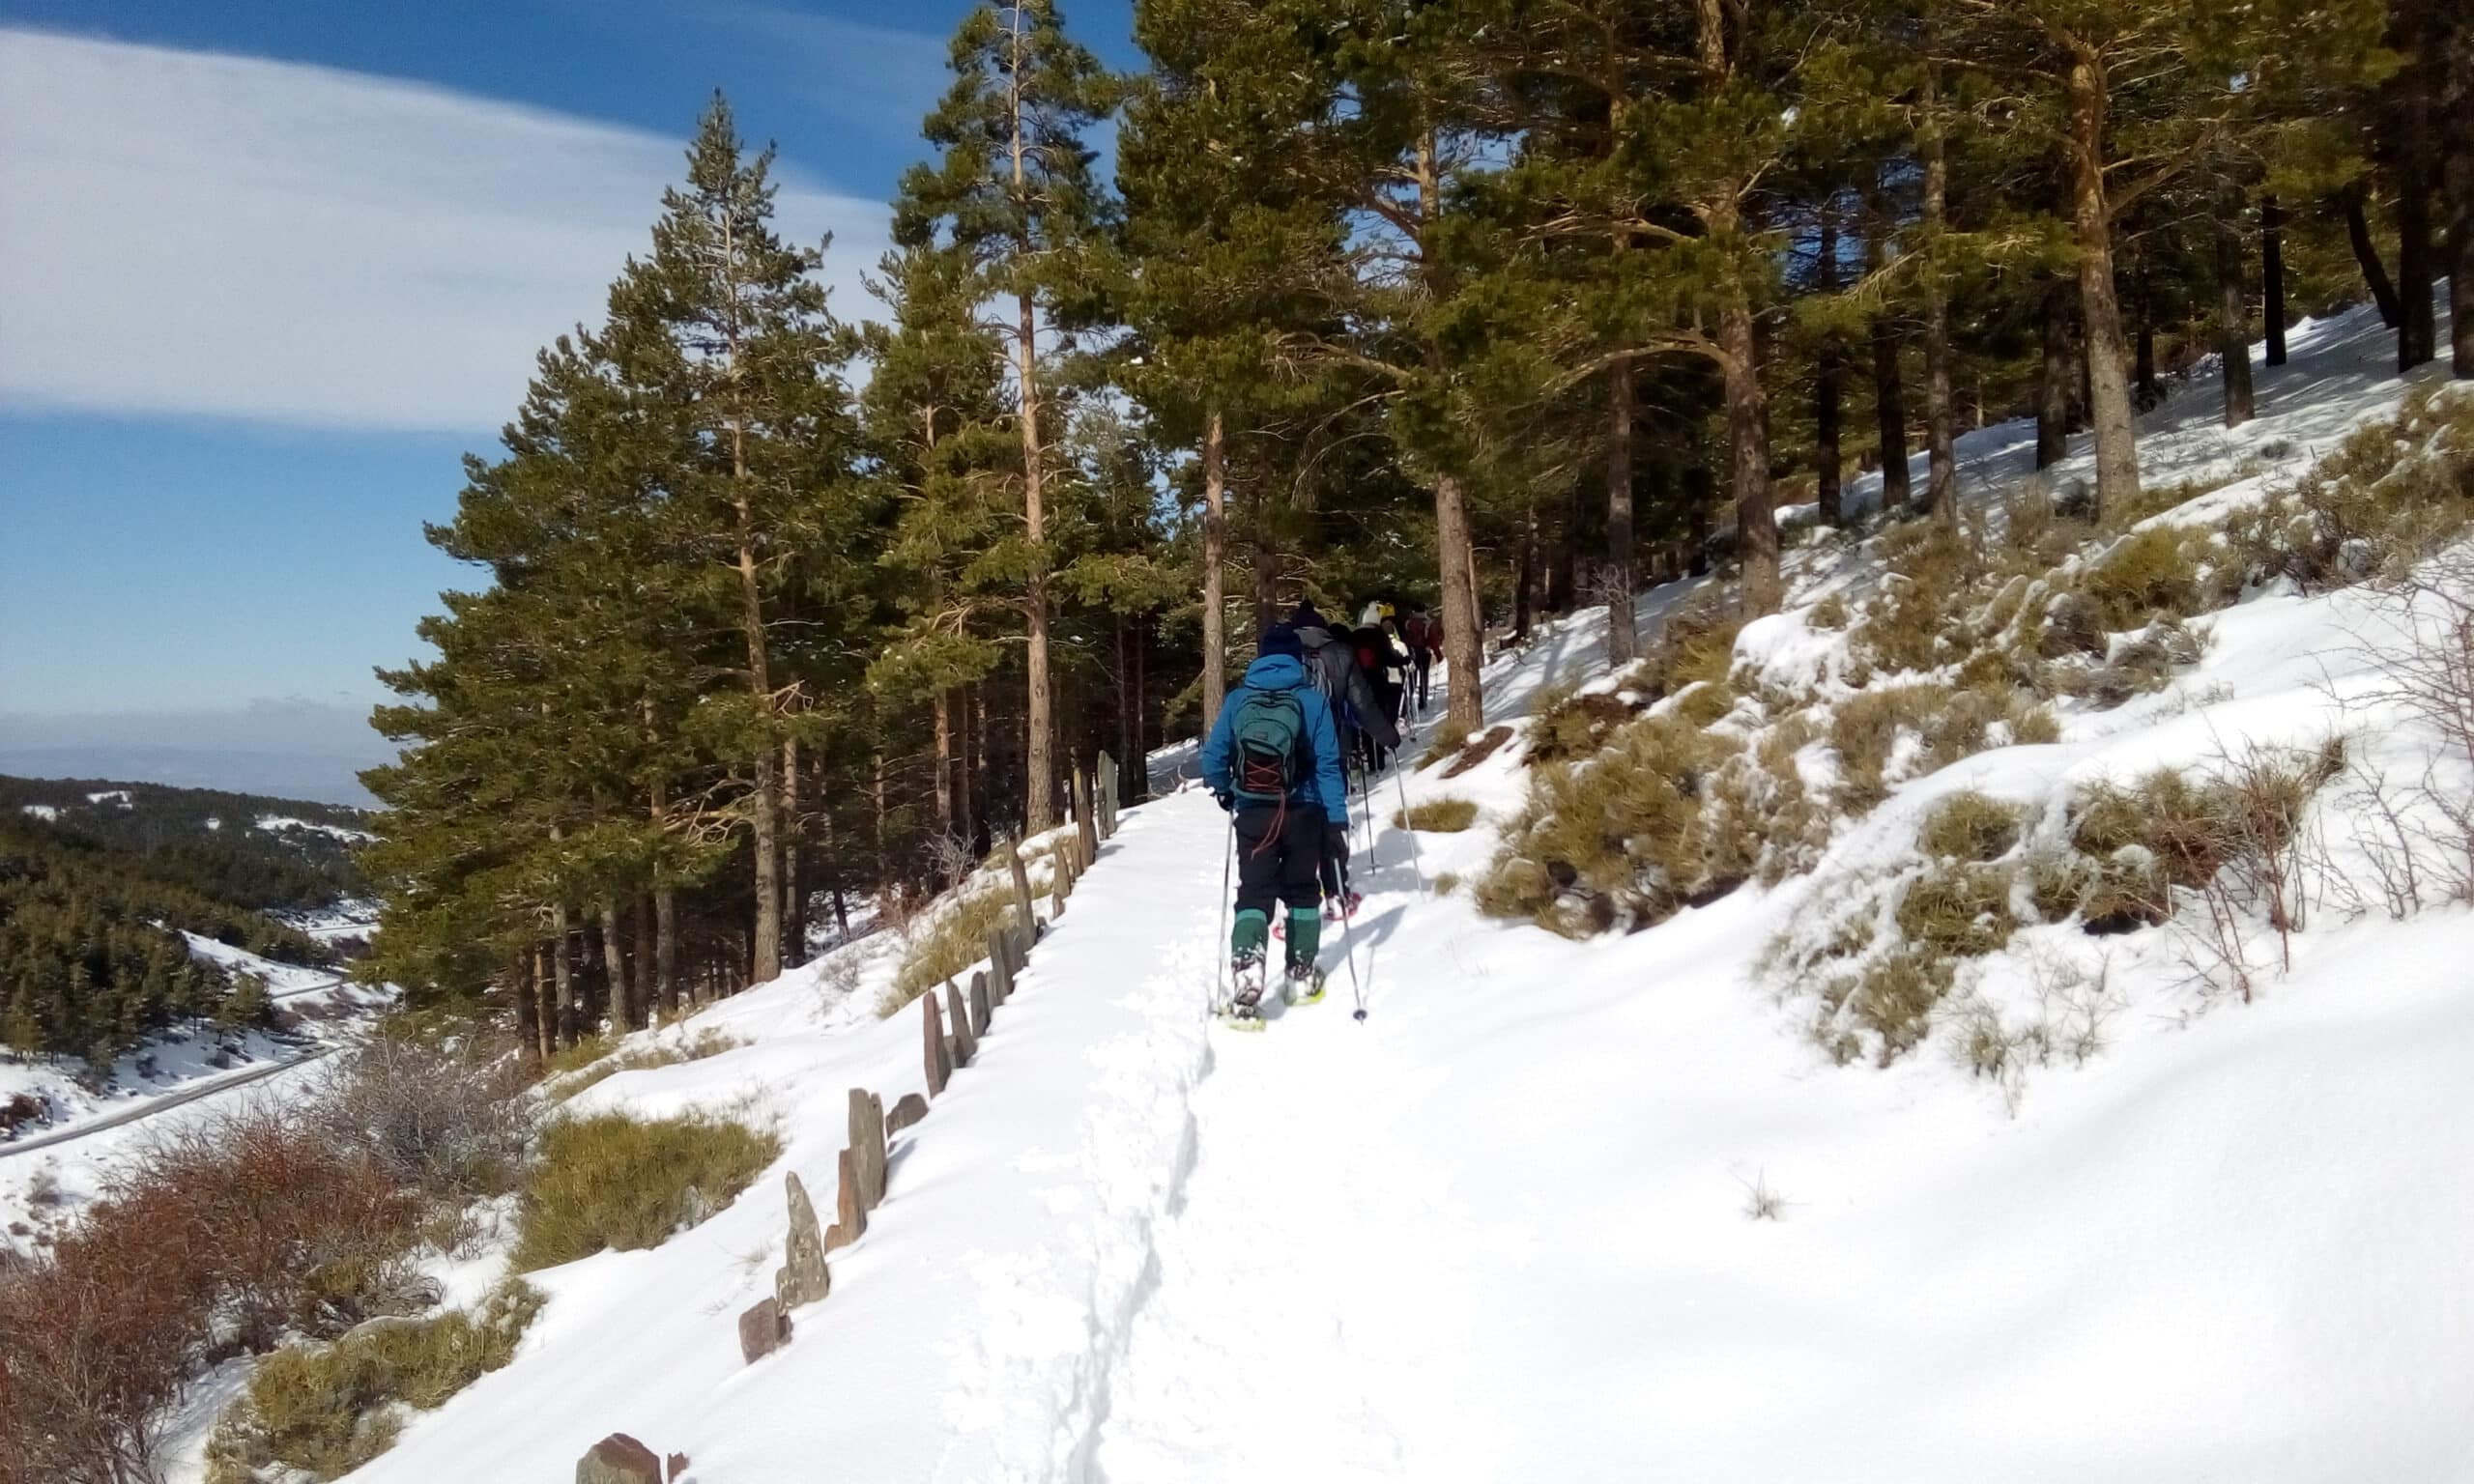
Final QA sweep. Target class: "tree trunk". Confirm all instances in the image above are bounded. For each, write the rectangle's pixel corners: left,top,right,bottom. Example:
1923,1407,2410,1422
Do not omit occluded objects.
1131,612,1149,798
2217,183,2257,426
2037,280,2075,470
1604,361,1640,663
2261,193,2289,367
1868,220,1911,513
1549,477,1579,614
1252,470,1280,631
1814,214,1844,528
633,893,656,1027
530,949,553,1059
934,690,956,843
2134,255,2162,410
1920,45,1958,528
964,684,984,847
2065,48,2143,522
871,751,889,889
1513,494,1539,642
1433,471,1485,736
2394,0,2438,372
780,735,803,968
1115,613,1134,771
654,886,677,1018
2345,182,2404,328
1200,407,1228,730
598,903,631,1029
1015,290,1056,835
1725,297,1781,617
550,900,574,1046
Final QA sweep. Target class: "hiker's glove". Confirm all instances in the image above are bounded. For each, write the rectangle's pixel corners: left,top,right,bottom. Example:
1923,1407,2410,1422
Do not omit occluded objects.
1214,789,1235,813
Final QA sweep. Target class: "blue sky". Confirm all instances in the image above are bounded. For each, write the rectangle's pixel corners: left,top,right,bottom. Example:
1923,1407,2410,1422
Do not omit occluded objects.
0,0,1136,799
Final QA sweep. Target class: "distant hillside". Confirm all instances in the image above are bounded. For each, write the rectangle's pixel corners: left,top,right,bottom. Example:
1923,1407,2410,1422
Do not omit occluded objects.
0,775,368,909
1,778,362,1067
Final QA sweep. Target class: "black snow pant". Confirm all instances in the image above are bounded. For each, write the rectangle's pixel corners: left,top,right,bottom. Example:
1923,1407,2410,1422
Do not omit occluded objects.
1235,800,1325,921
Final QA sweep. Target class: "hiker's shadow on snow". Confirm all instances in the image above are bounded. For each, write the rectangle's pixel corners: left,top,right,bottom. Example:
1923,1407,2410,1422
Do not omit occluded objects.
1341,901,1410,955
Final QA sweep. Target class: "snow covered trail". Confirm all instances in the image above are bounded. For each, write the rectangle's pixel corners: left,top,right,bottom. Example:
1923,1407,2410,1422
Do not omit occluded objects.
1091,823,1494,1483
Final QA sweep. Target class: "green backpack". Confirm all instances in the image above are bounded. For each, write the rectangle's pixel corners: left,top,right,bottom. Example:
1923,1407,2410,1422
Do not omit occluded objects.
1229,689,1309,803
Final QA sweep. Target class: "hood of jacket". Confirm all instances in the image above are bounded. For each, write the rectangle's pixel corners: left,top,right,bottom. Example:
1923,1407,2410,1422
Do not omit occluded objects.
1242,653,1311,692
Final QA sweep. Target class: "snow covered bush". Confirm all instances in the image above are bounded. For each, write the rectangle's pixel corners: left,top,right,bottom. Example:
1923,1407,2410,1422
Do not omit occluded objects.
204,1280,543,1483
2230,387,2474,592
510,1112,779,1272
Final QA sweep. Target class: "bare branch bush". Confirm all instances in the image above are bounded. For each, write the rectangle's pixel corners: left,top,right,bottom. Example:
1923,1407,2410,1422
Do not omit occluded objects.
0,1035,539,1483
923,829,979,890
313,1031,535,1213
2155,738,2341,1003
2343,548,2474,901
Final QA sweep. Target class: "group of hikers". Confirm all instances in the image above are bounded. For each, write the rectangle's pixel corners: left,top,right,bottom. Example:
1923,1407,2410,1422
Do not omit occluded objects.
1198,598,1439,1016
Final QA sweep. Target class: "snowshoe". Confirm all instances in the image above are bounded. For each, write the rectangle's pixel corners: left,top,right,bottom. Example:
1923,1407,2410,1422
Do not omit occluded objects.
1282,966,1327,1007
1219,954,1271,1032
1322,890,1364,923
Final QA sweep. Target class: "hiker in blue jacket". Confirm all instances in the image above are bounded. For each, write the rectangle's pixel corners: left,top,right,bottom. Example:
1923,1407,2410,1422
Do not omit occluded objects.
1200,624,1350,1010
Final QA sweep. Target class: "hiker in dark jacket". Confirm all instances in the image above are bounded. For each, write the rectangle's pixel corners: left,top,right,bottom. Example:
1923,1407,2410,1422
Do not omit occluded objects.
1351,624,1408,770
1289,604,1393,917
1399,606,1436,718
1199,625,1350,1006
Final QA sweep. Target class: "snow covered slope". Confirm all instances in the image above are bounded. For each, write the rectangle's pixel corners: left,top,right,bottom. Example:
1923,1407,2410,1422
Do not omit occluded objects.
337,299,2468,1483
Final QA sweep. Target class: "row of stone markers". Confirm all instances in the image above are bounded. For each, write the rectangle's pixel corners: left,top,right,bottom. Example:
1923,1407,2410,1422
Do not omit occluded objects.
576,757,1132,1481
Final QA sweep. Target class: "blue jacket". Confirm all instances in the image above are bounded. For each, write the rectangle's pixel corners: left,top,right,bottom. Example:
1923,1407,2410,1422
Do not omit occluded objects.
1200,654,1349,827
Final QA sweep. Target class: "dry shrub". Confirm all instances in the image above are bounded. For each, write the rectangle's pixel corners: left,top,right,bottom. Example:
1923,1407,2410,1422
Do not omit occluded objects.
323,1032,534,1202
2231,388,2474,591
2078,527,2214,631
203,1281,542,1484
1475,714,1740,936
0,1182,216,1484
510,1112,779,1272
1827,683,1954,809
1918,791,2025,862
885,886,1015,1016
0,1033,544,1484
1672,679,1737,728
1852,524,1977,673
0,1106,427,1482
1523,683,1636,764
1844,947,1957,1063
1893,862,2017,958
1394,797,1480,833
1638,592,1745,697
140,1111,427,1352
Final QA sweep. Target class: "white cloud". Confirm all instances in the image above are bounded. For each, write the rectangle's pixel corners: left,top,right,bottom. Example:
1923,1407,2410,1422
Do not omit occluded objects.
0,28,892,430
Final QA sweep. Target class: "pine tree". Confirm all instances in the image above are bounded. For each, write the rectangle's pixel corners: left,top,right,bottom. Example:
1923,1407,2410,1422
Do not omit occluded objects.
601,95,864,985
897,1,1118,832
1116,0,1347,728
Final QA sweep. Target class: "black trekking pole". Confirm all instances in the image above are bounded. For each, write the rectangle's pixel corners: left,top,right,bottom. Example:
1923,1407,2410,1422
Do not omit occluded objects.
1213,811,1235,1015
